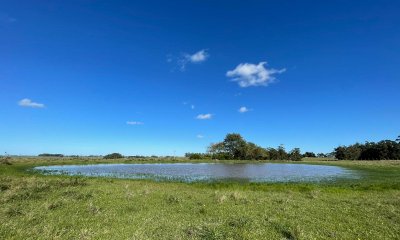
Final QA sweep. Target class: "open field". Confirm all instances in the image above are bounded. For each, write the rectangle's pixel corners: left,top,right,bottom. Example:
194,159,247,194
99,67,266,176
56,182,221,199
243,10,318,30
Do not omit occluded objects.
1,157,400,239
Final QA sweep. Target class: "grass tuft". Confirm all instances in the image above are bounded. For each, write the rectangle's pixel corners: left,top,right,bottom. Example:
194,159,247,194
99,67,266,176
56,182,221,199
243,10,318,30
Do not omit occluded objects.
5,206,24,217
227,216,251,228
88,202,101,215
185,225,223,240
166,194,181,204
46,201,63,210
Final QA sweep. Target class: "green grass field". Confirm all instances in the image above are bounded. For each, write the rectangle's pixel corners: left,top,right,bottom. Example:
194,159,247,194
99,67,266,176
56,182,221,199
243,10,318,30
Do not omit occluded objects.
1,157,400,239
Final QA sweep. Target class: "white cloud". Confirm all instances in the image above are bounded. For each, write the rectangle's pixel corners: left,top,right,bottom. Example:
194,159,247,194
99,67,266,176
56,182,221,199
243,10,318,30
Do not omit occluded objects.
197,134,204,139
177,49,209,71
196,113,212,120
18,98,45,108
187,49,208,63
238,106,250,113
126,121,144,125
226,61,285,87
191,104,195,110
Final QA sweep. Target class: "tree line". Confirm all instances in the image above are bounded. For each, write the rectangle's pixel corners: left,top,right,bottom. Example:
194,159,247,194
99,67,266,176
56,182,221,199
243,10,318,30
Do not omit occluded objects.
334,136,400,160
187,134,400,161
37,135,400,161
186,133,304,161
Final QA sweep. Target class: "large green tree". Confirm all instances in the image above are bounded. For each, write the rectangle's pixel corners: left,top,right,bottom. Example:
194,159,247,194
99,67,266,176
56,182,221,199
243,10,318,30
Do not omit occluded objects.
205,133,302,161
223,133,248,159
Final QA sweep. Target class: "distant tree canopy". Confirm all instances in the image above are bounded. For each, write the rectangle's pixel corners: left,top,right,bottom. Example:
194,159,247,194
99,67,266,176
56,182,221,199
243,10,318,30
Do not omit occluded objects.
38,153,64,157
303,152,316,158
186,133,303,161
103,153,124,159
334,139,400,160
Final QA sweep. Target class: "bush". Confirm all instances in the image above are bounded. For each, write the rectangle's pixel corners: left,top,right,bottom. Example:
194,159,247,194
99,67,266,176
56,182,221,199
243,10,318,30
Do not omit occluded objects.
185,153,211,160
103,153,124,159
185,153,202,159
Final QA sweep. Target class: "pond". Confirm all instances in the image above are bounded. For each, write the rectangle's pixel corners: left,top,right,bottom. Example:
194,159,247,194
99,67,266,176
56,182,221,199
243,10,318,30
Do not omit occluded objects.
33,163,359,183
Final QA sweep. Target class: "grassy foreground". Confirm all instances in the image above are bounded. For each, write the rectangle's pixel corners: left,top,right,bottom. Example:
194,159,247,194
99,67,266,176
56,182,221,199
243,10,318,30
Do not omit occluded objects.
1,158,400,239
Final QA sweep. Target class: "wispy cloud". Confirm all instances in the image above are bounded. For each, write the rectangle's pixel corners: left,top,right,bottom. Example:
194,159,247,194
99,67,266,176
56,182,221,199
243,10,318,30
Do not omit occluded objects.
18,98,45,108
126,121,144,125
183,101,195,110
238,106,250,113
197,134,204,139
196,113,212,120
170,49,209,71
226,61,285,87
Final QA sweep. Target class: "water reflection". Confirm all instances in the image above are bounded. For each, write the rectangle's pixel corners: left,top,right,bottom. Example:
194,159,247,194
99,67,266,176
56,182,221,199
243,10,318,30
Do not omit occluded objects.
34,163,359,183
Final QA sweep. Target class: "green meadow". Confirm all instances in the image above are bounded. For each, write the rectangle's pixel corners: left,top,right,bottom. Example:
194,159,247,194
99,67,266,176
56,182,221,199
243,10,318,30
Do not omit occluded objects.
1,157,400,239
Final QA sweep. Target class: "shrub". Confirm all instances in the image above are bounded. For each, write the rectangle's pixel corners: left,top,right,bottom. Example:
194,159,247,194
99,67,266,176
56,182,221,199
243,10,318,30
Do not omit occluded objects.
185,153,202,159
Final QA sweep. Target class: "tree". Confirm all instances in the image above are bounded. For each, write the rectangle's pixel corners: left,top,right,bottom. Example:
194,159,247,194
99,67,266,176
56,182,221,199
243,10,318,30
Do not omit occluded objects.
334,146,346,160
334,140,400,160
277,145,288,160
208,142,225,154
208,142,230,159
246,142,269,160
346,143,362,160
267,147,279,160
303,152,316,158
289,148,302,161
222,133,248,159
396,135,400,143
103,153,124,159
206,133,303,161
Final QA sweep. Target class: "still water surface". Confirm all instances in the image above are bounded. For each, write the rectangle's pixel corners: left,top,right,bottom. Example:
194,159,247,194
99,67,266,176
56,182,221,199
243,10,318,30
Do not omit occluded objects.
34,163,359,182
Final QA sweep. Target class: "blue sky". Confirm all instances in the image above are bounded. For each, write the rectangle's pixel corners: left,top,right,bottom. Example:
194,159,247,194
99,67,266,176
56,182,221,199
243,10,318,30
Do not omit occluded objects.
1,1,399,156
